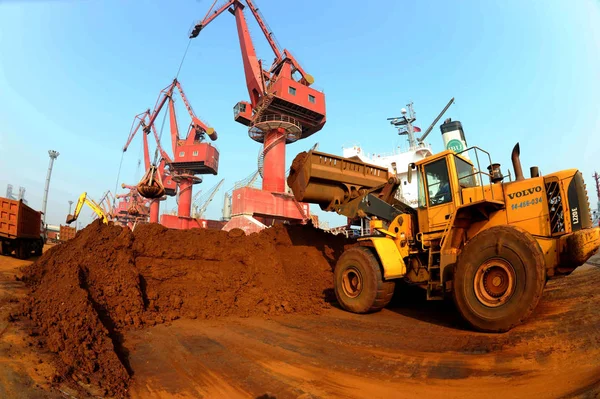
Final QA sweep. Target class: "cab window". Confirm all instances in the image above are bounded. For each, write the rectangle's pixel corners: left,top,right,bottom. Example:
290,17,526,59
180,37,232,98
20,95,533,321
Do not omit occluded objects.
454,156,477,188
425,159,452,206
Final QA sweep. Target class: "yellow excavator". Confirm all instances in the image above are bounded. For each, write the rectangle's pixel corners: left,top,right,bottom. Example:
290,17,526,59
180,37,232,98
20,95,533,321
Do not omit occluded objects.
66,192,108,225
287,143,600,332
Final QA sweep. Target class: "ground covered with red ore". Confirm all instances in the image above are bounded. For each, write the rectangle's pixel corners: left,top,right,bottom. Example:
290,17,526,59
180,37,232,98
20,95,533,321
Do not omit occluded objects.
17,220,351,397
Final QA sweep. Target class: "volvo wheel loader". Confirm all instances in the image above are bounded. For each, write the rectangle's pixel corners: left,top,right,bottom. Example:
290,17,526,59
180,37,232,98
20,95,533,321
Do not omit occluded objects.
287,144,600,332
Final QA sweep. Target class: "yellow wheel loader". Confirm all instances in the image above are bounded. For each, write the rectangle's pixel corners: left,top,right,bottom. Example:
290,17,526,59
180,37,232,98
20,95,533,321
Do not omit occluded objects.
287,143,600,332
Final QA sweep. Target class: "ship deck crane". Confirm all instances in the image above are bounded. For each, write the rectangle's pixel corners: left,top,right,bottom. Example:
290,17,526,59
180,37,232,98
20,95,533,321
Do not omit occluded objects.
189,0,324,232
139,78,220,229
66,192,108,225
193,178,225,219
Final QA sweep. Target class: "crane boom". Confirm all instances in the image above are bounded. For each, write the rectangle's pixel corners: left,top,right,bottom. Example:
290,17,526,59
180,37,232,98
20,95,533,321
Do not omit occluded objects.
244,0,282,60
123,110,151,153
418,97,455,143
232,1,265,106
189,0,313,105
168,96,180,156
190,0,325,137
174,80,217,141
145,78,218,164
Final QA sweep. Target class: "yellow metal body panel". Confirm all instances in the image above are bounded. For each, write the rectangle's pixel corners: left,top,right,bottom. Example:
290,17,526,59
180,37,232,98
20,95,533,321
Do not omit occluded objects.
536,237,559,276
370,219,384,230
358,236,407,279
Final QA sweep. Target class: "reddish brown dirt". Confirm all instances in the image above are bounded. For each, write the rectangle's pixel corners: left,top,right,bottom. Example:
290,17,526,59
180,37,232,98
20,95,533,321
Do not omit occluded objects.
17,221,350,397
2,239,600,398
126,265,600,399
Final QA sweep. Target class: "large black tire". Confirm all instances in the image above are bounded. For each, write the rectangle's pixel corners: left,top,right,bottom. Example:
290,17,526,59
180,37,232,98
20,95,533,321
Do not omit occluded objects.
334,246,395,313
34,238,44,256
453,225,546,333
0,242,10,256
16,242,29,260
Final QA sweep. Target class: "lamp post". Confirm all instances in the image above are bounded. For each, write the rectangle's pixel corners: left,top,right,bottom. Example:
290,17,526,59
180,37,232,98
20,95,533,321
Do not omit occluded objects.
41,150,60,224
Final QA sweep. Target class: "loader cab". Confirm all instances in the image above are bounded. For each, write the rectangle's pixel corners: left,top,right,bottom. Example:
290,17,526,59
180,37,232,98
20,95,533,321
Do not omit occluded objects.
414,151,477,234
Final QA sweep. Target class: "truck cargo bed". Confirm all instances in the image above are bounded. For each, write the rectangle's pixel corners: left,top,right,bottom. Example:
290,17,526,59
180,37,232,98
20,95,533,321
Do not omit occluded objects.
0,197,42,240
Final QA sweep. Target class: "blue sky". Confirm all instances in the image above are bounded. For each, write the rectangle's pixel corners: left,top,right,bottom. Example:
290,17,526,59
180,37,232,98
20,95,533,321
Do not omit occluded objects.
1,0,599,228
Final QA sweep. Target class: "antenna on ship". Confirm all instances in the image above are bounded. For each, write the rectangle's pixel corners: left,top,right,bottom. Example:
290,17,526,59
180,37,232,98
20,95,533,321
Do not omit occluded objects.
387,98,455,151
387,102,419,150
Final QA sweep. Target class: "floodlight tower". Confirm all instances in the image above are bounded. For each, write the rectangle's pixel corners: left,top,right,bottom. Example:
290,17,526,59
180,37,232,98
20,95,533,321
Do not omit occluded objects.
41,150,60,224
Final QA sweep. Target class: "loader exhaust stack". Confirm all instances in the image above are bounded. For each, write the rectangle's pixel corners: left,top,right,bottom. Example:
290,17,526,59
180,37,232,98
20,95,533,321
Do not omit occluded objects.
511,143,525,181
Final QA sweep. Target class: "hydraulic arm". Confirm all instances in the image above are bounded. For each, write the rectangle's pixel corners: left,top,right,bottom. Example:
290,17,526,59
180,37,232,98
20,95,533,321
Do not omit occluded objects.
66,192,108,224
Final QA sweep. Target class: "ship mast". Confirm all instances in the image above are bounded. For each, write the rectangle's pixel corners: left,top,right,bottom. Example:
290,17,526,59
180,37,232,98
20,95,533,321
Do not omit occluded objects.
388,102,418,150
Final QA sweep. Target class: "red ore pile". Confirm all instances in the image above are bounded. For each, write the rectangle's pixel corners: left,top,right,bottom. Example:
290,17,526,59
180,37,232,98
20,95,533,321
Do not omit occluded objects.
18,220,351,397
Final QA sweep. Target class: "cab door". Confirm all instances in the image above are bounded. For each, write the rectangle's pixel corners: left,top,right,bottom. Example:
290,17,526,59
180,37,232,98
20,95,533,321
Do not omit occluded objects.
419,157,456,233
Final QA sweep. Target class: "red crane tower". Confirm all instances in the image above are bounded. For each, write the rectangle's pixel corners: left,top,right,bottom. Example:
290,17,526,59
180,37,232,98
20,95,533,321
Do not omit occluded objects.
114,187,150,229
139,78,219,229
190,0,325,233
123,110,177,223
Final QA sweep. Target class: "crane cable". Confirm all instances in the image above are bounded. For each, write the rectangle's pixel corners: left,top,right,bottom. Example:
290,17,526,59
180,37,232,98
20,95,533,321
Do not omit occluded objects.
152,106,170,166
175,39,192,80
114,21,195,202
113,152,125,213
153,37,193,165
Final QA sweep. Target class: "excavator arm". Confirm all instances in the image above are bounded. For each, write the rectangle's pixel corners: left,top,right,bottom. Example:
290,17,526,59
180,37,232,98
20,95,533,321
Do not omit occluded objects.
66,192,108,224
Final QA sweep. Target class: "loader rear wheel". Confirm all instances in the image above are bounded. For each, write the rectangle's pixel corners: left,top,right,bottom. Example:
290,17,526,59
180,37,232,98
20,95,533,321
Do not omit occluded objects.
334,246,395,314
453,226,546,333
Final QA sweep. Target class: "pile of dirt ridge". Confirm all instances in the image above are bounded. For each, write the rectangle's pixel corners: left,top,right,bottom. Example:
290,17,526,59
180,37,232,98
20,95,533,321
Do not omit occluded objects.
19,220,351,396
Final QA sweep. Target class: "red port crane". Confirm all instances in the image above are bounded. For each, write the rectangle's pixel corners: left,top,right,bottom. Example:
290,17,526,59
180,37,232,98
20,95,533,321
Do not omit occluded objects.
123,110,177,223
141,78,219,229
115,186,151,228
189,0,325,233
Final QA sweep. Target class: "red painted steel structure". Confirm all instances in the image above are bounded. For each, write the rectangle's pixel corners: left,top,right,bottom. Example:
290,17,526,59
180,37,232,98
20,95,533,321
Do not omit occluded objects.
190,0,324,230
114,187,151,229
123,110,177,223
143,78,219,229
160,214,225,230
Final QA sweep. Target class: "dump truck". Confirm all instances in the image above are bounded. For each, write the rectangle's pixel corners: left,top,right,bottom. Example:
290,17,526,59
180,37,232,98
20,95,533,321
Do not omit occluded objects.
0,197,45,259
287,143,600,332
59,225,77,241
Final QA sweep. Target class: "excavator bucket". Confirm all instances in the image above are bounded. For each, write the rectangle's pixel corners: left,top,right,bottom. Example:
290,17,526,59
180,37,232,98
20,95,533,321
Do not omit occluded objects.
66,214,76,224
137,165,166,199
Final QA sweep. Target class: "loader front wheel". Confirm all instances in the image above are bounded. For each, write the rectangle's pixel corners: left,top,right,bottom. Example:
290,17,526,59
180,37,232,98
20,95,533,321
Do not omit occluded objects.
334,246,395,313
453,226,546,333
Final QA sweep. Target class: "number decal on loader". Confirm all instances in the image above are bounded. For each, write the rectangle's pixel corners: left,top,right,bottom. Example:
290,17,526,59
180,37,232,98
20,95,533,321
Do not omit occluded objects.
511,196,543,211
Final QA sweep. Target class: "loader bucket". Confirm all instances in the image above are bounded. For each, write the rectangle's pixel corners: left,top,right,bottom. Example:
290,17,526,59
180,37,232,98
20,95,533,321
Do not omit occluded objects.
287,150,390,211
66,214,76,224
137,165,166,199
